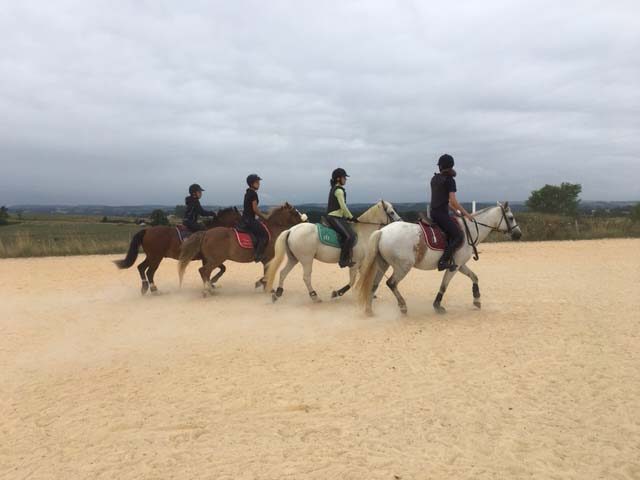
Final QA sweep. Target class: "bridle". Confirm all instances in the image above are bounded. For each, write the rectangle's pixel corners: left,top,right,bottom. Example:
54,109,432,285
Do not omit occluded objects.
472,205,518,234
462,205,519,261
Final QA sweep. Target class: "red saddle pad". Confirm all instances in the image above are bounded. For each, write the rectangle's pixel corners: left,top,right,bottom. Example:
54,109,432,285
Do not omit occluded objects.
418,221,447,251
233,223,271,249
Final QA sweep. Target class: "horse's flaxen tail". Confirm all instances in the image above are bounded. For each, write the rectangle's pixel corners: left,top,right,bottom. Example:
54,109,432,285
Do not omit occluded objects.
177,231,206,287
356,230,382,307
265,229,292,292
113,229,146,269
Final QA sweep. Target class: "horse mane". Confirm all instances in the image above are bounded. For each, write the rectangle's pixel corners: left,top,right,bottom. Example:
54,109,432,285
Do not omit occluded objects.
216,206,237,215
265,204,290,218
471,206,497,217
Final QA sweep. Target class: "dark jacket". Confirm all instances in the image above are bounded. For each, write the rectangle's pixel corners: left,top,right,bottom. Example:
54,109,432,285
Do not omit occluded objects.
183,196,215,224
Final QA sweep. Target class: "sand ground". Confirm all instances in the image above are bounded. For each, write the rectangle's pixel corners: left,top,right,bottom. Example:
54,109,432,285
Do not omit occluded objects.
1,239,639,479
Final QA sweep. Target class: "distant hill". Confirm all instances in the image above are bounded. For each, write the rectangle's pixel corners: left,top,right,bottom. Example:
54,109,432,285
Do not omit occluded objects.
6,200,637,217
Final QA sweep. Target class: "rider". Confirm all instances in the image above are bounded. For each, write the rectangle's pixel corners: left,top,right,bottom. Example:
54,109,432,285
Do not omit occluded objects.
326,168,357,268
430,154,473,271
183,183,216,232
240,174,269,263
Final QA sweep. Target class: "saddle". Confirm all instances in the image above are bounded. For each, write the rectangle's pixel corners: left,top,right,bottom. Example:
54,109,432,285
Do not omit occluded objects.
418,219,462,252
176,224,193,242
234,222,271,249
316,221,358,249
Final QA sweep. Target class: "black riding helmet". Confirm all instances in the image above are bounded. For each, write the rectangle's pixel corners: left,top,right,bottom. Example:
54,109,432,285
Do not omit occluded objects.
246,174,262,186
331,168,350,180
189,183,204,195
437,154,455,170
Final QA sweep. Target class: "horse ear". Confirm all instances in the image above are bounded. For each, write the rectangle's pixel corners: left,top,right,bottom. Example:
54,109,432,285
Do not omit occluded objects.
497,201,502,207
504,201,509,209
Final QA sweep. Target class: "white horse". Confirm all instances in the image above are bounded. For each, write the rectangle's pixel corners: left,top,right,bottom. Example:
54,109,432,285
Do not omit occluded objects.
356,202,522,316
265,200,402,302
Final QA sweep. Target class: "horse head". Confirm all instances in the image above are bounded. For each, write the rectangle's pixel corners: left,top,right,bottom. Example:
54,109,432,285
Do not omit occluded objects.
497,201,522,240
266,202,306,227
359,199,402,225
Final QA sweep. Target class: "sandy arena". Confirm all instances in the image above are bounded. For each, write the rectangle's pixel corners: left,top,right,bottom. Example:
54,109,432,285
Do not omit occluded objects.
1,239,639,479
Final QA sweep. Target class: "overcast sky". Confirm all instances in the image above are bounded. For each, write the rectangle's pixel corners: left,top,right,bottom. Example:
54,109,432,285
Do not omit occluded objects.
1,0,638,206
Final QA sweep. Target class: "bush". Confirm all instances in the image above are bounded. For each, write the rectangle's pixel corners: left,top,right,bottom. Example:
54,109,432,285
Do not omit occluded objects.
631,203,640,223
150,209,169,226
526,183,582,216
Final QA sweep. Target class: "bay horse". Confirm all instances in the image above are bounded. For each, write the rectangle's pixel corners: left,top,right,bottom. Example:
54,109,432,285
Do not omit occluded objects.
177,203,306,296
356,202,522,316
114,207,241,294
265,200,402,303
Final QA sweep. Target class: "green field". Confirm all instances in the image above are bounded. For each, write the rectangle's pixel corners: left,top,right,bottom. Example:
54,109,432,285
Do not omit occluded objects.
0,219,142,258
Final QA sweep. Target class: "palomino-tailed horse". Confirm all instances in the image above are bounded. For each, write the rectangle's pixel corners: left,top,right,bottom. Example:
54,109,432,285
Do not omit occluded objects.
357,202,522,315
178,203,307,296
114,207,241,294
265,200,402,303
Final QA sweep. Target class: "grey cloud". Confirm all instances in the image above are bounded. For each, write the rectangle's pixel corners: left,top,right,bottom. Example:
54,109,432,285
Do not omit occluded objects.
1,0,639,206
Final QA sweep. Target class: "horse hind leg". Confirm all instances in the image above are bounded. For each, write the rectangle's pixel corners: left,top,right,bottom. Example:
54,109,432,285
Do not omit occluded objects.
364,259,388,316
210,263,226,287
386,263,411,315
458,264,481,309
198,261,217,297
272,255,298,303
137,258,150,295
332,265,358,299
301,259,321,303
146,258,162,294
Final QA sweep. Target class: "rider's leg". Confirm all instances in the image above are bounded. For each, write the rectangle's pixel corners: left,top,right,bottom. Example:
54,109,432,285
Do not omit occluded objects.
327,216,355,268
432,211,462,271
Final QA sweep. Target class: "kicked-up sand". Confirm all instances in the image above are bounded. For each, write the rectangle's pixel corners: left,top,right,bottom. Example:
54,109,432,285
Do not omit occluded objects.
1,238,639,479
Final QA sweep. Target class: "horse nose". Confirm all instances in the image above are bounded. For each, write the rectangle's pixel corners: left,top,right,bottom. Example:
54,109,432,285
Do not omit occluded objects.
512,230,522,241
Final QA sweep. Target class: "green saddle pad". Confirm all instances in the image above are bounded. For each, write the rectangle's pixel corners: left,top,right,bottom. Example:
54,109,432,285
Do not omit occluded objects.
316,223,357,248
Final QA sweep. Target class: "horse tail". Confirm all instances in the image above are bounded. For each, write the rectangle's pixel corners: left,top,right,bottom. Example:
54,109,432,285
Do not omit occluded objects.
356,230,382,307
177,231,206,287
113,229,145,269
265,229,292,292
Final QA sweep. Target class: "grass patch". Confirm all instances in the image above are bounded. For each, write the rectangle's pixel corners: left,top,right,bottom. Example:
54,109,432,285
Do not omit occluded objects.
0,221,141,258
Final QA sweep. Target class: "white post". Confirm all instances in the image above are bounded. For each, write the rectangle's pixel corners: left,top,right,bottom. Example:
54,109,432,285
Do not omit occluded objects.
472,201,476,213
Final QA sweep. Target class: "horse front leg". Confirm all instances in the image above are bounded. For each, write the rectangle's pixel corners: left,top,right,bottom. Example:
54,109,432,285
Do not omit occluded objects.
433,269,458,314
458,264,481,309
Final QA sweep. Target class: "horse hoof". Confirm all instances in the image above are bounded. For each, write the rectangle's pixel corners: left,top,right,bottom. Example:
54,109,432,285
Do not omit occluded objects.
150,285,158,294
141,283,149,295
311,296,322,304
474,301,481,309
365,308,374,317
271,293,278,303
400,305,408,315
331,291,338,299
434,304,446,314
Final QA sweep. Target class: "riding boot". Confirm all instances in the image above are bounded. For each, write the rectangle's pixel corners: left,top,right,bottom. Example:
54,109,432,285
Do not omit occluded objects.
437,240,458,272
254,237,266,263
338,245,355,269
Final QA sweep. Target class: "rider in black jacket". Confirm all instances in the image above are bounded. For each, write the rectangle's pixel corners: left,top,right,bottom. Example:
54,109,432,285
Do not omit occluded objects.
183,184,216,231
430,154,472,271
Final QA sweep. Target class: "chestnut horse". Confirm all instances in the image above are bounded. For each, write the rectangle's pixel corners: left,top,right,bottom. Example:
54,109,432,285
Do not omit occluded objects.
114,207,241,294
177,203,306,296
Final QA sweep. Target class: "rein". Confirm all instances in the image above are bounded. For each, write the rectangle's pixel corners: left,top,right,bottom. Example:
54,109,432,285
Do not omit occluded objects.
462,205,519,261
